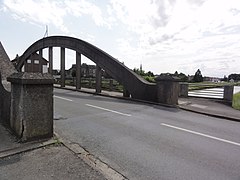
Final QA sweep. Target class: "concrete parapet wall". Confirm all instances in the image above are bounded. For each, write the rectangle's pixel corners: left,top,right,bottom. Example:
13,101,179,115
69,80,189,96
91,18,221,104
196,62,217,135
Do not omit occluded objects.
0,72,11,126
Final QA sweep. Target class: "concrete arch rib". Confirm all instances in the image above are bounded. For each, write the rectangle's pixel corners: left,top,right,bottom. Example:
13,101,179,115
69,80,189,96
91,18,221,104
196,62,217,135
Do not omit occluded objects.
17,36,157,101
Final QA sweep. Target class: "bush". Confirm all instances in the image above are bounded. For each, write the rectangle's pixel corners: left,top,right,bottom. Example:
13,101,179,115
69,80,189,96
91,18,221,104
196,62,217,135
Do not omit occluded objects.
232,92,240,110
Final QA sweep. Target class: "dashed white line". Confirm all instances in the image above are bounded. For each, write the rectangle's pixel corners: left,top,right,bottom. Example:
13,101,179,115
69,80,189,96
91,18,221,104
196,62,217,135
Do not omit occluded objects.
161,123,240,147
86,104,131,117
54,96,73,102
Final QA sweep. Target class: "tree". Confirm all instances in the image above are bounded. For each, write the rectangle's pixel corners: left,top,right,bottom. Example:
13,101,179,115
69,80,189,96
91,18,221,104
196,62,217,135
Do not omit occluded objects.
228,73,240,81
193,69,203,82
71,69,76,78
178,72,188,82
222,75,228,82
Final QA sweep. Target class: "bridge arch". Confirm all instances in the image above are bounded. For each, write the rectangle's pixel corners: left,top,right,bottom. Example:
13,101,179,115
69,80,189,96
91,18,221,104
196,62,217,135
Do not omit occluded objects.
17,36,157,101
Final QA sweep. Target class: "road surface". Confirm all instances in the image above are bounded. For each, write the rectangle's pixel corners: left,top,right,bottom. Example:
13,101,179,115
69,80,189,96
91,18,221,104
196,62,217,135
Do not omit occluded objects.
54,88,240,180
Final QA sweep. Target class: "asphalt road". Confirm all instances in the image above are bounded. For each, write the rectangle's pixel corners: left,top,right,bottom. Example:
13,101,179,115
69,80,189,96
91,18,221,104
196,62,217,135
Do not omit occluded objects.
54,88,240,180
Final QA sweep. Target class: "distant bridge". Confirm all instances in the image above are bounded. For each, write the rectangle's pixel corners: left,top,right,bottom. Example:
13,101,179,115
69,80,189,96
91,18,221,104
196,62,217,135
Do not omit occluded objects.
16,36,157,102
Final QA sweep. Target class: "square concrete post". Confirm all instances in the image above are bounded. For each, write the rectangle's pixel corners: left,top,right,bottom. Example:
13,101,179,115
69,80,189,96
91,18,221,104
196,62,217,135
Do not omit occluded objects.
96,65,102,93
76,52,81,90
109,79,113,91
7,72,54,142
179,83,189,97
224,85,234,102
155,75,180,106
123,87,130,97
48,47,53,74
60,47,65,87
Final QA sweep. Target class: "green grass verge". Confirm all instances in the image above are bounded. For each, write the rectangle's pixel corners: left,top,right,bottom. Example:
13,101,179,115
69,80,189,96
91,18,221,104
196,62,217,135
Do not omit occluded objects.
232,92,240,110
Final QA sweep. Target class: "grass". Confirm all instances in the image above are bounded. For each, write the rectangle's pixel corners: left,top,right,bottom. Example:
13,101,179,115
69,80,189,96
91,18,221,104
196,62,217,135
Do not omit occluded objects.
232,92,240,110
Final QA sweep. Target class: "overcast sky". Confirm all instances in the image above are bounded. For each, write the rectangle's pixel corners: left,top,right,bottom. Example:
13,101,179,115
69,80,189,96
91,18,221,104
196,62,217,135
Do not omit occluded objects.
1,0,240,77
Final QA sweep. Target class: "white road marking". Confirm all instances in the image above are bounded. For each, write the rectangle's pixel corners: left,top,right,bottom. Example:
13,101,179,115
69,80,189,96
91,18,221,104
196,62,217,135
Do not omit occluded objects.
86,104,131,117
54,96,73,102
161,123,240,147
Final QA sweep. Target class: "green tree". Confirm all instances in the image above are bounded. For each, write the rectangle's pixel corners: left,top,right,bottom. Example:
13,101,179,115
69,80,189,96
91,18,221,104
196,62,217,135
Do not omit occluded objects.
193,69,203,82
228,73,240,81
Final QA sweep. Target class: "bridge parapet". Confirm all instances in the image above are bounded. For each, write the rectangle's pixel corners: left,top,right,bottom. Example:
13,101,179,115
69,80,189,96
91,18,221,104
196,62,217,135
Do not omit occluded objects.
16,36,157,102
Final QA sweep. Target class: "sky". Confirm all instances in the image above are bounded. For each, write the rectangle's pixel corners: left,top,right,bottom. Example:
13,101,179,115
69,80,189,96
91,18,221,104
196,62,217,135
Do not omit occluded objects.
1,0,240,77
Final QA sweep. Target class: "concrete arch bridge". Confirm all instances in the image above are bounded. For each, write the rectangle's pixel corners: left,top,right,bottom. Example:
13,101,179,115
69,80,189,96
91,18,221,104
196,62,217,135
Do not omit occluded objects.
16,36,157,102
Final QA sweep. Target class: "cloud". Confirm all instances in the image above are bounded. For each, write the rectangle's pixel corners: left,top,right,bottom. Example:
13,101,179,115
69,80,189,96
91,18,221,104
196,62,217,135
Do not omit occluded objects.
2,0,111,33
64,0,111,28
3,0,69,32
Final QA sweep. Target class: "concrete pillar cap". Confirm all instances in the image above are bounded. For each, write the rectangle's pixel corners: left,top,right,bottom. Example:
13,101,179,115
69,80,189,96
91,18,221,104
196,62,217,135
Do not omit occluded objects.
7,72,54,84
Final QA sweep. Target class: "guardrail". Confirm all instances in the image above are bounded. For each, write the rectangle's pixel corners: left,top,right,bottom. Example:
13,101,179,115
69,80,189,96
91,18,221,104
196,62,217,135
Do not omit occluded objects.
179,83,234,102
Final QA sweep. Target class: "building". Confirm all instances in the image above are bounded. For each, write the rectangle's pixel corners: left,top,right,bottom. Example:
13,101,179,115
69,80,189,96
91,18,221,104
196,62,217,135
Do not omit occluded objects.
12,53,48,73
66,63,96,78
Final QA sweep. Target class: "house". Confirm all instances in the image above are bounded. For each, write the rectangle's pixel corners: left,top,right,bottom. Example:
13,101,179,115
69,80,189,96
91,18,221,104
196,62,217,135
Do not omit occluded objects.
12,53,48,73
66,63,96,78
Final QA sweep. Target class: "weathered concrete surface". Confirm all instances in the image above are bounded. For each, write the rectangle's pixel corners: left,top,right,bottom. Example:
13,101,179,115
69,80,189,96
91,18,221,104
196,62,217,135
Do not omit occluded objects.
0,73,11,126
223,85,234,103
7,72,54,141
155,75,180,105
16,36,157,102
0,125,20,153
179,82,188,97
0,41,17,126
0,41,17,80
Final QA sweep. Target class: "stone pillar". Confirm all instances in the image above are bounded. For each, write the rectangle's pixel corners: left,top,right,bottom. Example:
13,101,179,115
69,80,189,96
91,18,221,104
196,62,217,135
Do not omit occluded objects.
76,52,81,90
179,83,189,97
48,47,53,74
224,85,234,102
89,78,92,87
96,65,102,93
155,75,180,106
7,72,54,142
123,87,130,97
109,79,113,91
60,47,65,87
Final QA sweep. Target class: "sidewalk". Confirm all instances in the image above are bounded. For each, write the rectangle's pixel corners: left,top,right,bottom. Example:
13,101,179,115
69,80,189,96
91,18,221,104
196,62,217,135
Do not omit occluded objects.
178,97,240,122
0,125,107,180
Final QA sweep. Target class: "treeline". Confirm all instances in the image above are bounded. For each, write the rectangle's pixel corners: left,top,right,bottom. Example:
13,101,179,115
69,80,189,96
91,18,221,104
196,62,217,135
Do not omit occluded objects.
227,74,240,81
133,67,240,83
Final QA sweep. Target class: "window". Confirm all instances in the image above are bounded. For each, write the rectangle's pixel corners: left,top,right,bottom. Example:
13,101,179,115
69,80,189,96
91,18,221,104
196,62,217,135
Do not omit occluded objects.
34,60,39,64
27,60,31,64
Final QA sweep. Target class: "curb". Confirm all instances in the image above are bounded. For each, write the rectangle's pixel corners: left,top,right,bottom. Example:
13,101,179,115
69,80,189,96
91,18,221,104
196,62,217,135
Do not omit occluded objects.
179,105,240,122
0,138,58,159
54,133,128,180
